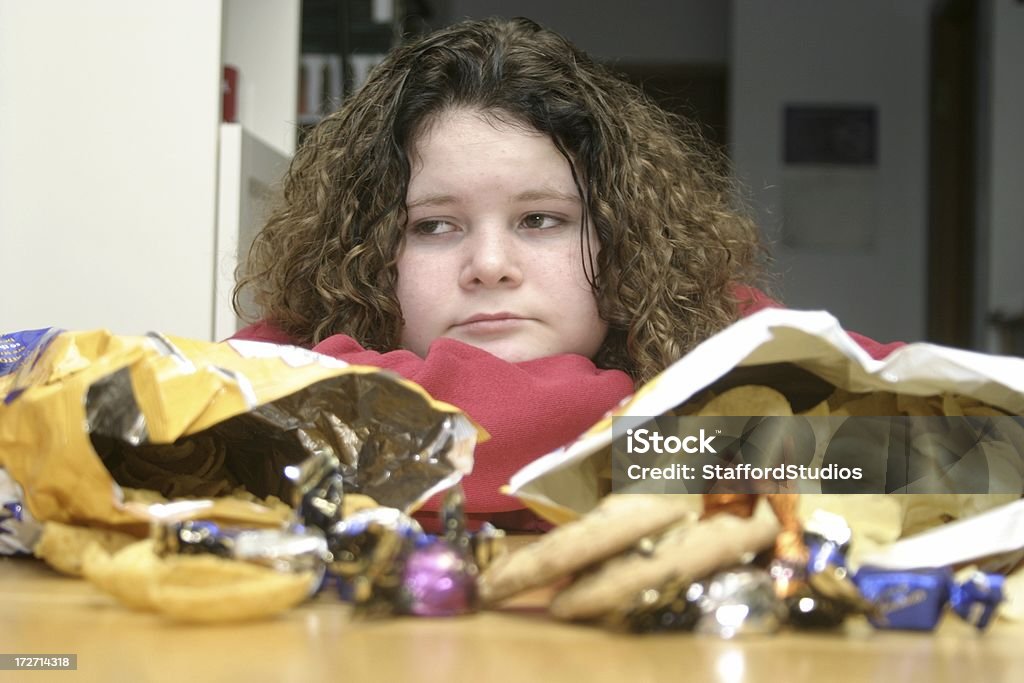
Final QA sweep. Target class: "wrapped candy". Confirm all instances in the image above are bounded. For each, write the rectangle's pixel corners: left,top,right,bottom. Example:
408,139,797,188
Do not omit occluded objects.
468,522,507,572
322,495,482,617
285,449,488,618
695,567,786,637
795,508,1006,632
786,509,867,628
0,467,41,555
284,449,346,533
950,571,1004,630
784,583,852,629
402,538,478,616
609,566,785,636
606,579,704,634
854,566,1005,632
854,566,952,631
399,484,484,617
153,519,328,576
324,506,424,612
805,509,852,574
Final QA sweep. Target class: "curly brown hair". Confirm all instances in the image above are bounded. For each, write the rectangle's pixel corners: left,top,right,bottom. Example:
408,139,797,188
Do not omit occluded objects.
235,17,768,385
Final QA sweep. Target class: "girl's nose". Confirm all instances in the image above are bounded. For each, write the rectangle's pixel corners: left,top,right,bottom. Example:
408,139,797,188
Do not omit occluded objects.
459,228,523,289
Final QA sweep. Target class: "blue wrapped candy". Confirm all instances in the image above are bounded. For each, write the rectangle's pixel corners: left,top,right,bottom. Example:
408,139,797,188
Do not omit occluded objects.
950,571,1004,630
854,566,1005,632
854,566,952,631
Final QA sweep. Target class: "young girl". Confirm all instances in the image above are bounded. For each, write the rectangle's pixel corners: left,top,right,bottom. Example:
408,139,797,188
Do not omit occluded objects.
233,17,899,529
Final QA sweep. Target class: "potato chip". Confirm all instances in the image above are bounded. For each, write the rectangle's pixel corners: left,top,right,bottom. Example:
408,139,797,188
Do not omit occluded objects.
82,540,163,610
696,385,793,416
963,405,1014,417
672,392,713,416
151,557,315,622
798,399,831,417
830,391,899,416
121,487,168,505
895,394,944,416
82,538,315,622
33,521,139,576
941,394,965,417
951,394,990,412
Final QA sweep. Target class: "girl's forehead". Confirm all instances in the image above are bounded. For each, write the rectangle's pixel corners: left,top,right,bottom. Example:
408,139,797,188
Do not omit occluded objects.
410,115,570,184
410,107,542,154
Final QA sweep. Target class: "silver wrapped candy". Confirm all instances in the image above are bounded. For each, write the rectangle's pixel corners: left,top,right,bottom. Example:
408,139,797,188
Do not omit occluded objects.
695,567,786,637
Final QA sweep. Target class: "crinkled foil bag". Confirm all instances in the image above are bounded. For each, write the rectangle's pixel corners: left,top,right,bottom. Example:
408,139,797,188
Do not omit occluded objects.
507,308,1024,560
0,329,482,531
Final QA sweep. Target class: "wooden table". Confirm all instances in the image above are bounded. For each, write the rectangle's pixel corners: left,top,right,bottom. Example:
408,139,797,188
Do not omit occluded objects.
3,553,1024,683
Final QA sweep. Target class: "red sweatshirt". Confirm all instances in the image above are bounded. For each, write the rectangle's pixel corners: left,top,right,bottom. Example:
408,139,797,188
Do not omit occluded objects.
232,288,902,530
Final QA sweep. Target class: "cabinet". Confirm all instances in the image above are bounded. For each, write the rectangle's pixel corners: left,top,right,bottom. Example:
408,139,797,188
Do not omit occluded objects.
0,0,298,341
298,0,417,128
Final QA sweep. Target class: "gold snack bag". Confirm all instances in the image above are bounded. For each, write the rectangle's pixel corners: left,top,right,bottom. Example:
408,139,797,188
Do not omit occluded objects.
0,329,482,530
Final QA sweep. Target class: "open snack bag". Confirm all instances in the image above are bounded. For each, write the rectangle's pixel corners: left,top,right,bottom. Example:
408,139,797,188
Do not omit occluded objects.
486,309,1024,632
0,328,482,621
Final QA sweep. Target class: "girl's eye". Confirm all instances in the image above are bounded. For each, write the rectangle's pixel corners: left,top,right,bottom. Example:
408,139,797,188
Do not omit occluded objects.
521,213,561,230
413,220,456,235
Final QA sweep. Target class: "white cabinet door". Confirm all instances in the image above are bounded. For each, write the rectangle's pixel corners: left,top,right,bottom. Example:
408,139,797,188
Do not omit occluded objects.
0,0,222,338
0,1,297,340
213,124,289,341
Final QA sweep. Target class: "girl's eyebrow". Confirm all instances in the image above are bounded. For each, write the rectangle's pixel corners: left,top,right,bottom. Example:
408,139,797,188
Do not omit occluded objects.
407,193,458,210
407,189,581,211
513,189,581,204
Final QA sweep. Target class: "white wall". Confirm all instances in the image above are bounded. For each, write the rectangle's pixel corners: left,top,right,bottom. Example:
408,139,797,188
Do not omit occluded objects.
0,0,298,340
443,0,728,64
978,0,1024,350
730,1,932,345
0,0,222,338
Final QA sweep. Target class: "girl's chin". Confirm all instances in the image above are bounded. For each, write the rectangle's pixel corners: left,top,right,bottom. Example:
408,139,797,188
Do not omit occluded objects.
448,336,551,364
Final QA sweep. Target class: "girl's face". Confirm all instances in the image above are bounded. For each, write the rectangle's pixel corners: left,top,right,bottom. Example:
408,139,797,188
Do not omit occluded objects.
396,108,607,363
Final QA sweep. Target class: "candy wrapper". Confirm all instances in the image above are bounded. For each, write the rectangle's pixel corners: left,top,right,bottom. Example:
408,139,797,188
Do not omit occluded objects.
0,466,42,555
781,505,1010,633
0,328,482,537
601,502,1010,635
154,519,329,576
303,473,495,617
505,308,1023,547
139,451,503,622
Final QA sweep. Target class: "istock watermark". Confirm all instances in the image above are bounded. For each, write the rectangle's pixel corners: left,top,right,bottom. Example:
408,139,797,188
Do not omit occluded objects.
611,415,1024,495
625,427,718,454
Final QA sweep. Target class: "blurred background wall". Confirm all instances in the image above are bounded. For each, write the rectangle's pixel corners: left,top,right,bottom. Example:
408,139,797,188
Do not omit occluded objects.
422,0,1024,353
2,1,1020,353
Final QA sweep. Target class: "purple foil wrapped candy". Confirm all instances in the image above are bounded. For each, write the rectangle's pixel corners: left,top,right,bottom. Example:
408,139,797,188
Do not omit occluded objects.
402,538,478,617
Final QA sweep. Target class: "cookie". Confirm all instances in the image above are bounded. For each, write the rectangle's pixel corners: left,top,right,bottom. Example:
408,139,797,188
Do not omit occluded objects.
549,499,780,620
478,494,698,604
